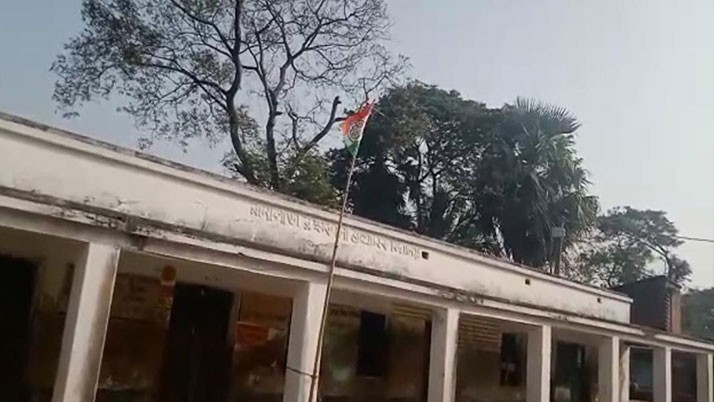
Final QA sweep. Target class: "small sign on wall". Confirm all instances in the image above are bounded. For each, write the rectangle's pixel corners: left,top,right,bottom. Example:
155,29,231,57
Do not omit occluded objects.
234,322,271,348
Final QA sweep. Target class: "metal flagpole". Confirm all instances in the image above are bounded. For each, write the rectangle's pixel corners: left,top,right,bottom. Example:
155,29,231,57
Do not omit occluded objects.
306,112,365,401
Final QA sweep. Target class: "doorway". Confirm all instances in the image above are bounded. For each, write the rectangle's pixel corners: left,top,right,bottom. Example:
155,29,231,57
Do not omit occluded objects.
0,255,36,402
553,341,591,402
159,284,234,402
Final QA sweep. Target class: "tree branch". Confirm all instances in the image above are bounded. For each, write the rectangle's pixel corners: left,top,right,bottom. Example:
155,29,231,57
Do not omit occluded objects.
227,0,244,95
287,108,300,151
132,59,227,110
282,96,343,181
168,0,233,54
299,96,342,154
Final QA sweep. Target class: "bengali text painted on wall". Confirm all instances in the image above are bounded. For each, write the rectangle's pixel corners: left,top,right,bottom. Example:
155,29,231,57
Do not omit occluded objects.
249,203,421,260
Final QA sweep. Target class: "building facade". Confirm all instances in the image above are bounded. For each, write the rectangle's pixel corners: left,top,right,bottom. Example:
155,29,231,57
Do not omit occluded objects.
0,112,711,402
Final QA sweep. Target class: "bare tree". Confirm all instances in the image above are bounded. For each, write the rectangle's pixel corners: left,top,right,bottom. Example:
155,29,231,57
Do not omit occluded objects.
52,0,404,190
234,0,405,188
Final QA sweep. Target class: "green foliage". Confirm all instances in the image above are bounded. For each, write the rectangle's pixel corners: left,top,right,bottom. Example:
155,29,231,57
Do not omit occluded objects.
574,207,691,286
330,83,598,266
281,151,338,207
683,288,714,340
330,148,412,228
331,83,501,247
472,98,598,267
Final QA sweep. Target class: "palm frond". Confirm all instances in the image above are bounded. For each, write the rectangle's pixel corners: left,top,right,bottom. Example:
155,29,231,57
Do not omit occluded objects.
514,97,581,134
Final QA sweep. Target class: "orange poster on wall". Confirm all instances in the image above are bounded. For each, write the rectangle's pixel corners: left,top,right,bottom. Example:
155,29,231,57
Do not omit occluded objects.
235,322,270,348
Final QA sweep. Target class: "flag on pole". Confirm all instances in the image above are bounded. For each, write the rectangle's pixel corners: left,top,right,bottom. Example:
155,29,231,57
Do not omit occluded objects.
340,102,374,156
308,101,375,402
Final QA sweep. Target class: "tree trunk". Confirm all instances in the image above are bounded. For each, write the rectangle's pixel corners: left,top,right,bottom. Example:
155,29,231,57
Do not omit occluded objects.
227,98,258,185
265,108,280,189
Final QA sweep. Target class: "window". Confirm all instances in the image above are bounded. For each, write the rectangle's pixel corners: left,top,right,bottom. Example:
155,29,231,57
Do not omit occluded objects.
356,311,388,378
499,333,523,386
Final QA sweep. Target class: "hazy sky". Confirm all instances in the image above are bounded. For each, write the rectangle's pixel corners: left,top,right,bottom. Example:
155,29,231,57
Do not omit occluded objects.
0,0,712,286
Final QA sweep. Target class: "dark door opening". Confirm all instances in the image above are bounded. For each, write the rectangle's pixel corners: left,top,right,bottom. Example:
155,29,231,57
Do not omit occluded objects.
553,341,590,402
159,284,234,402
0,255,36,402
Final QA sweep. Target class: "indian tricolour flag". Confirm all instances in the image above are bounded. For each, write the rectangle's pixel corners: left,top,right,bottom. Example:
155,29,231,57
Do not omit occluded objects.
340,102,374,156
308,100,375,400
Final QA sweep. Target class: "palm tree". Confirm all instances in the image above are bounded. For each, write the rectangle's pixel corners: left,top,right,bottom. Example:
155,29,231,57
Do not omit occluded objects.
472,98,599,268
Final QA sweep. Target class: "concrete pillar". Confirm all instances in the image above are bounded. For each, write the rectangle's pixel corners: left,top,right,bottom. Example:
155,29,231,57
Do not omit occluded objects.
52,243,120,402
598,336,620,402
619,342,630,402
697,353,713,402
653,347,672,402
527,325,552,402
283,281,327,402
427,307,459,402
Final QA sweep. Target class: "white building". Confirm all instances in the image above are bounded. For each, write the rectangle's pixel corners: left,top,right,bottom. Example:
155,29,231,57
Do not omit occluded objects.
0,112,711,402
